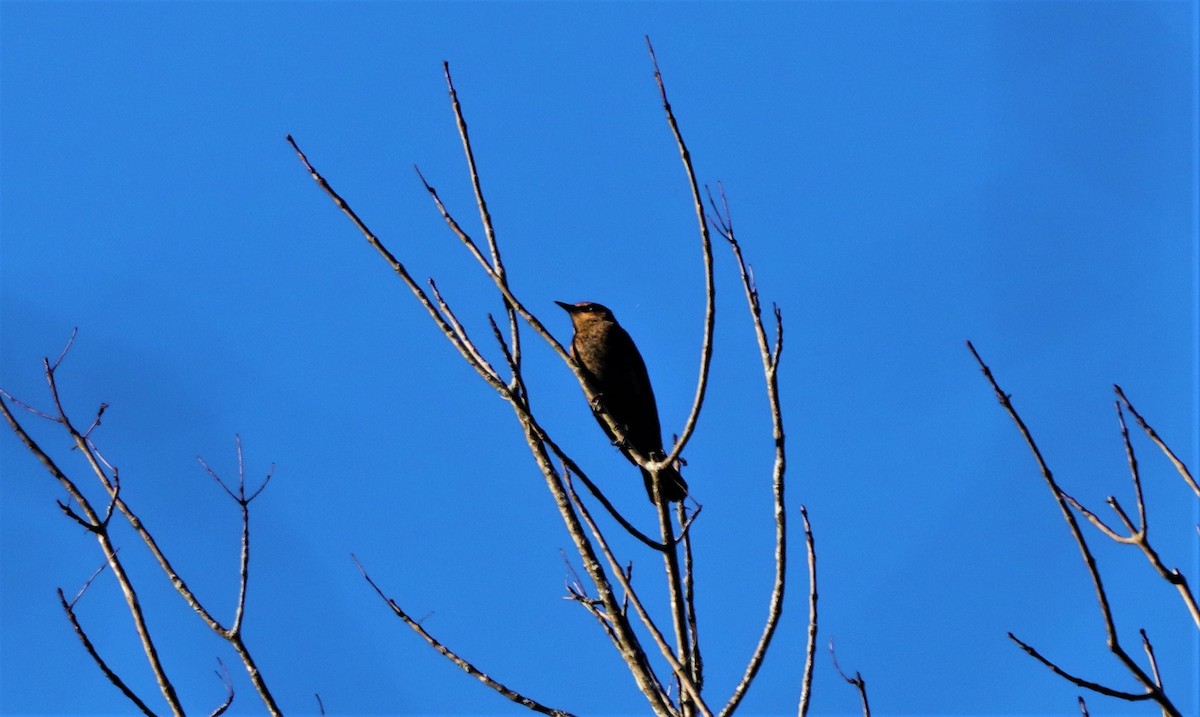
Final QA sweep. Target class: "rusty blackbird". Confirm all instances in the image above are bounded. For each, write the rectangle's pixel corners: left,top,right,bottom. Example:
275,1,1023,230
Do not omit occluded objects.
556,301,688,503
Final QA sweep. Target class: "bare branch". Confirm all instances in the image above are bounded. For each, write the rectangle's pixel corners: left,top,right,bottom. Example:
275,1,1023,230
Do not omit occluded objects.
353,555,576,717
0,386,59,421
57,499,97,532
1114,385,1198,497
287,135,510,399
1007,633,1152,702
67,555,115,609
643,36,715,475
680,502,702,694
58,587,158,717
968,342,1182,716
51,327,79,371
1139,629,1164,689
1062,406,1200,630
1113,402,1149,531
10,352,281,714
564,470,711,716
2,386,184,715
1060,490,1130,543
198,454,239,503
246,462,275,504
650,479,693,713
82,401,109,439
429,277,503,383
829,638,870,717
442,62,522,375
711,182,789,717
206,658,235,717
542,432,669,551
797,506,818,717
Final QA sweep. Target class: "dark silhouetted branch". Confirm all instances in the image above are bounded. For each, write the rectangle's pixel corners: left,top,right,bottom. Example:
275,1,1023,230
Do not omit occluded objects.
968,341,1182,717
829,638,870,717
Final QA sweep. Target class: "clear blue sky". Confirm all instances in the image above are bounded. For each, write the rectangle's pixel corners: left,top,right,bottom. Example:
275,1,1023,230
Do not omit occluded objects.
1,2,1196,716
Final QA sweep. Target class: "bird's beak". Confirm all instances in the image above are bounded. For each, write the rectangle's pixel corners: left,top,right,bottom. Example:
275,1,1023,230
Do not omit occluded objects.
554,300,575,313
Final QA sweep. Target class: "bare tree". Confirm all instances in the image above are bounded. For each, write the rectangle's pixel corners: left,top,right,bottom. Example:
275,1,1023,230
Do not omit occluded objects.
2,42,822,716
969,341,1195,717
286,38,818,716
0,331,279,715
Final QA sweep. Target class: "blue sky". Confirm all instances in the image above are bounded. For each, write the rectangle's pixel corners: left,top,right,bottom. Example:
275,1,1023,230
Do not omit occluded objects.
1,2,1196,716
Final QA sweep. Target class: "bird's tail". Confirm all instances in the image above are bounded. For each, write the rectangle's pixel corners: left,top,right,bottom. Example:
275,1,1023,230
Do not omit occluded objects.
640,464,688,504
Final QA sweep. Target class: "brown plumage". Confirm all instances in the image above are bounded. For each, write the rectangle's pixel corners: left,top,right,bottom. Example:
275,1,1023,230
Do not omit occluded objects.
556,300,688,503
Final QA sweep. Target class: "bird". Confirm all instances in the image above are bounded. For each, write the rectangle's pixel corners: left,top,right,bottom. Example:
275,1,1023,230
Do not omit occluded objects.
555,300,688,503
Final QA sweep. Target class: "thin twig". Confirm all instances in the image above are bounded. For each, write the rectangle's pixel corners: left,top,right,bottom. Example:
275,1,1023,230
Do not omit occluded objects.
58,586,158,717
829,638,870,717
0,386,59,421
1006,633,1151,701
429,277,503,383
1114,385,1198,496
1139,629,1164,689
353,555,576,717
51,327,79,371
560,549,620,646
67,555,114,609
206,658,235,717
680,502,702,693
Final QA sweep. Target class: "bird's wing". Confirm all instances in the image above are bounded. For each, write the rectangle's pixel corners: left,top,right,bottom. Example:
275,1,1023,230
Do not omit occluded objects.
607,326,664,453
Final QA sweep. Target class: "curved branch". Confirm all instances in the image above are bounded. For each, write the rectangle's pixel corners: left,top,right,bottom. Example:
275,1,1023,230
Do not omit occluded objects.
644,37,716,475
1007,633,1154,702
57,577,158,717
829,639,870,717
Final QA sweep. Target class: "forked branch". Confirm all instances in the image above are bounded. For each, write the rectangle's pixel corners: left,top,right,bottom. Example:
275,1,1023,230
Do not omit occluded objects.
2,337,280,715
967,341,1181,717
1060,395,1200,630
707,184,790,717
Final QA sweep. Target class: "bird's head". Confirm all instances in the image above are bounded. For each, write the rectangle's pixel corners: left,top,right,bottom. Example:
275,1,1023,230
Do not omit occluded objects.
555,300,615,328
